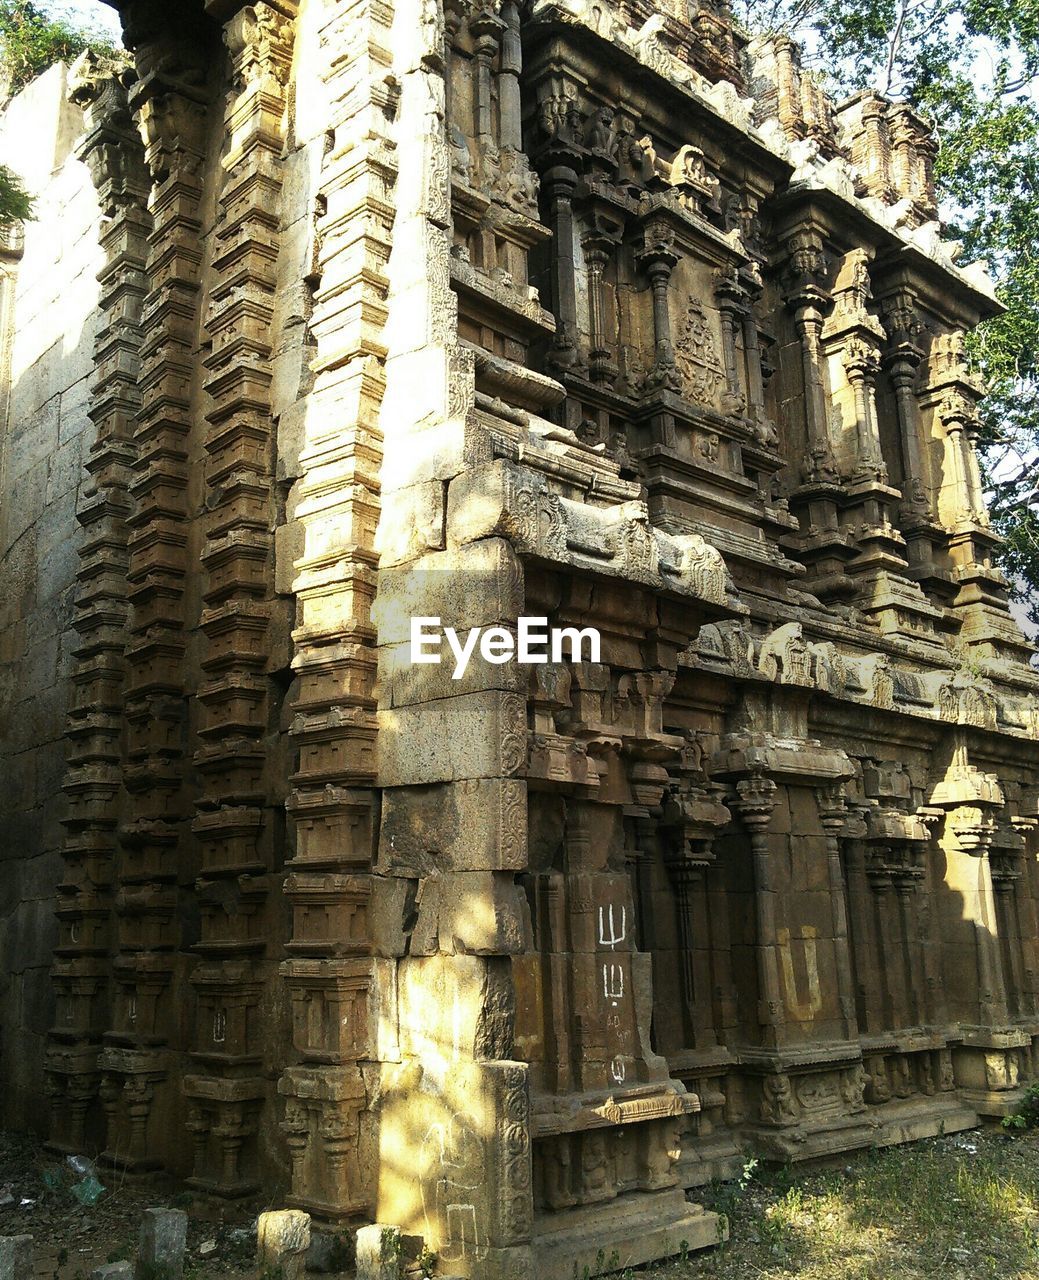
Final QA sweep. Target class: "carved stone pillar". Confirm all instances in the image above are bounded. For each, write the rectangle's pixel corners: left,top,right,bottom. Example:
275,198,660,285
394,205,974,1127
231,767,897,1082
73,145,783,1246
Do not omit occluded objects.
541,162,580,366
916,134,938,212
668,859,713,1047
661,776,730,1051
880,291,944,574
952,806,1009,1026
543,872,574,1094
177,0,300,1199
781,231,835,478
637,222,681,391
277,0,389,1223
1011,816,1039,1017
991,833,1026,1018
581,218,622,384
867,862,907,1028
50,49,151,1157
773,36,803,139
733,774,784,1046
714,265,747,417
843,339,886,481
860,95,892,200
889,355,927,496
741,298,768,424
893,872,925,1025
98,1,214,1176
499,0,522,150
470,9,504,148
888,112,915,202
939,391,987,526
920,329,1030,655
816,784,858,1040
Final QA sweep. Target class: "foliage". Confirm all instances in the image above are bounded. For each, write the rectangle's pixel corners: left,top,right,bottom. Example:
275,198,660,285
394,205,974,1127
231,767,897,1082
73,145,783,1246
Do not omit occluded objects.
1002,1079,1039,1129
0,0,117,94
0,159,31,225
0,2,121,231
733,0,1039,625
651,1130,1039,1280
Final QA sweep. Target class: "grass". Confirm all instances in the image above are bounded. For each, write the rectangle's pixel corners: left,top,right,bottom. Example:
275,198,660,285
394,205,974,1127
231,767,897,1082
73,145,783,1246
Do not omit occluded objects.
7,1126,1039,1279
647,1128,1039,1280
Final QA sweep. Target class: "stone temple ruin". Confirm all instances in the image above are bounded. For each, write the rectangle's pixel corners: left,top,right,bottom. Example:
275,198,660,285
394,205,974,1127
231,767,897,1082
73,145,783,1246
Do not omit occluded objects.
1,0,1039,1274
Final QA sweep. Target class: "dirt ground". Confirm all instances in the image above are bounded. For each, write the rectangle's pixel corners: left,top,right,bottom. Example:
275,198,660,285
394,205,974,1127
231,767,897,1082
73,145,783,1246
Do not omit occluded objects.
5,1125,1039,1279
0,1129,338,1278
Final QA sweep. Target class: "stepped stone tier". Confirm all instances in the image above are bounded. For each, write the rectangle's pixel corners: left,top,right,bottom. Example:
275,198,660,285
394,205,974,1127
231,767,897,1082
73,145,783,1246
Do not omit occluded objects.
0,0,1038,1274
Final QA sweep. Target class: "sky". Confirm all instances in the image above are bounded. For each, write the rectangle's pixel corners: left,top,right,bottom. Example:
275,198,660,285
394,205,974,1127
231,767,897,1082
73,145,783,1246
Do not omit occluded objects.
51,0,122,39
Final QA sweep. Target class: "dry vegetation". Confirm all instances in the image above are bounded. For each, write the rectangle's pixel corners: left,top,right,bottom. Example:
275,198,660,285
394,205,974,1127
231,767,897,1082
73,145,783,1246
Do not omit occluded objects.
658,1128,1039,1280
5,1127,1039,1278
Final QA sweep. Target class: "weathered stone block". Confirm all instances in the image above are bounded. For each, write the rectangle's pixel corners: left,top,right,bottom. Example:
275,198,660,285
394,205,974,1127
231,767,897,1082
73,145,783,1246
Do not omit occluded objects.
379,629,527,705
374,481,445,566
355,1223,401,1280
257,1209,311,1279
378,691,526,786
408,872,531,956
90,1263,133,1280
0,1236,34,1277
373,540,523,643
2,9,1039,1280
396,958,520,1069
369,876,413,956
379,778,527,873
137,1207,188,1280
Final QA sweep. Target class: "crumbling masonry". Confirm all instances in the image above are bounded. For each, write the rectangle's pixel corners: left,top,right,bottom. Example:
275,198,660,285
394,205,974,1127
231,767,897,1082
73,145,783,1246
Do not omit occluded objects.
1,0,1039,1275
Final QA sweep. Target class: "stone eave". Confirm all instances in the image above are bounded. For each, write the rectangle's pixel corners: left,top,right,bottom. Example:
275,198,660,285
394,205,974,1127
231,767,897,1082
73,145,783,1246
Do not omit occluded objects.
770,179,1003,323
521,5,793,190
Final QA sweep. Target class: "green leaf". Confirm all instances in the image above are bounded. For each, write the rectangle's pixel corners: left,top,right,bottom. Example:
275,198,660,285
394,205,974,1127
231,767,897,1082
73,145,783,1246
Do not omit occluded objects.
737,0,1039,607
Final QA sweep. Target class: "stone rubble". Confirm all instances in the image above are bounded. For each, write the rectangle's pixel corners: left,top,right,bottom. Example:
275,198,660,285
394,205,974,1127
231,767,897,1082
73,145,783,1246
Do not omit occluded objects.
0,1235,33,1280
136,1207,188,1280
257,1209,311,1280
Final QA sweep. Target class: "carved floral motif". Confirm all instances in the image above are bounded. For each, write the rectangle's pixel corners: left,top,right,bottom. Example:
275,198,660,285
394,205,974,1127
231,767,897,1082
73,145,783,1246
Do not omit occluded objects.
673,298,725,404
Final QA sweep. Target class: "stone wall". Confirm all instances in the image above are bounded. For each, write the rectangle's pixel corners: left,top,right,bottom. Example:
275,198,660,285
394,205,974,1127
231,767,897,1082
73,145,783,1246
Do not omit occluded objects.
0,3,1038,1279
0,63,105,1131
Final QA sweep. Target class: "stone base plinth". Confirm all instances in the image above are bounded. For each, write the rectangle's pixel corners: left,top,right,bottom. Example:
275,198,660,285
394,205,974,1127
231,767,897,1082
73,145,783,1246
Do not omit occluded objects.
533,1190,725,1280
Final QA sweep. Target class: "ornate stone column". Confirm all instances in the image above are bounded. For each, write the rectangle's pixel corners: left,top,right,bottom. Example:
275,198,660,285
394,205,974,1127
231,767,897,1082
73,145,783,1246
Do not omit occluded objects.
816,783,858,1040
581,215,623,385
540,161,580,366
97,0,214,1175
470,7,504,149
781,229,835,479
661,777,731,1051
939,390,988,527
843,339,886,481
772,36,803,139
952,804,1009,1026
714,265,748,417
886,343,927,500
49,50,151,1157
186,0,298,1198
733,774,784,1046
859,94,892,201
278,0,391,1223
866,857,908,1028
879,290,948,586
636,220,681,391
930,739,1009,1029
498,0,523,151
